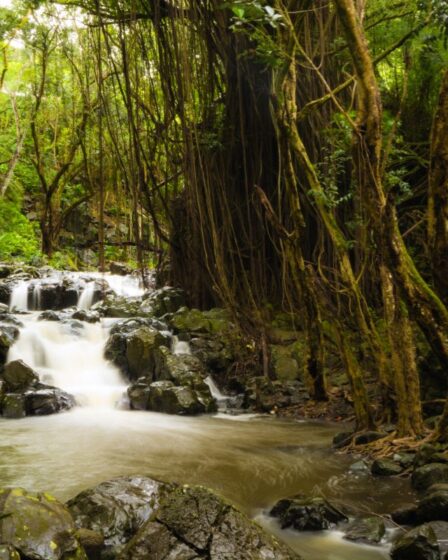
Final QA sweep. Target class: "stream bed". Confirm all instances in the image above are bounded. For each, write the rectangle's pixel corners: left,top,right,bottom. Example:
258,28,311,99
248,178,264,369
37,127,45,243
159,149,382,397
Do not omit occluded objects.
0,273,415,559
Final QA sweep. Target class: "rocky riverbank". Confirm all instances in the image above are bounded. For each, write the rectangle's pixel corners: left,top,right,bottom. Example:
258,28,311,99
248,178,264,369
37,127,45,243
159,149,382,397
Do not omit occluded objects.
1,262,448,560
0,476,300,560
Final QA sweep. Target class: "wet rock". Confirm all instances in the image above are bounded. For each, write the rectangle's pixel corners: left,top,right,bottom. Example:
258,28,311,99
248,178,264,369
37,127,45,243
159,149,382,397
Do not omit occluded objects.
0,282,11,305
38,281,79,310
92,296,142,319
371,458,404,476
0,324,19,366
117,521,199,560
105,325,168,381
190,335,234,374
1,394,26,418
110,262,132,276
154,346,206,385
0,487,87,560
75,528,104,560
333,431,353,448
71,310,100,324
170,307,233,336
349,460,370,473
344,516,386,544
128,485,300,560
24,387,75,415
0,264,13,279
415,445,438,468
0,545,20,560
67,476,174,558
353,431,387,445
126,329,168,379
392,504,419,525
39,310,65,321
391,524,441,560
144,380,215,415
139,286,185,317
270,496,347,531
418,490,448,522
2,360,39,391
394,452,416,469
127,378,151,411
245,377,306,412
413,464,448,492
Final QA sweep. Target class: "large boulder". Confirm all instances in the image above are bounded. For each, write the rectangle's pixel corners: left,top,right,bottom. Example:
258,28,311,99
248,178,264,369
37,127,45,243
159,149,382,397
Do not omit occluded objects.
24,387,75,416
371,458,404,476
270,496,347,531
104,323,168,381
344,517,386,545
119,485,300,560
0,487,87,560
189,335,235,374
245,377,307,412
92,296,142,319
413,464,448,493
37,280,79,310
2,360,39,391
418,489,448,522
154,346,206,386
128,379,216,415
0,361,75,418
139,286,185,317
170,307,233,336
391,524,441,560
67,476,175,558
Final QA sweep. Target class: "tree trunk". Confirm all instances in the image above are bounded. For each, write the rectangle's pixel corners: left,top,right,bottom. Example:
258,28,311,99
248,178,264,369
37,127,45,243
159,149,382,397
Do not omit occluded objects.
428,69,448,302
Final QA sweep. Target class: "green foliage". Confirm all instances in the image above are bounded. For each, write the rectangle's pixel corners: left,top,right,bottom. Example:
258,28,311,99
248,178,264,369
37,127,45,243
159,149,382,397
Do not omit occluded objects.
48,250,77,270
0,199,41,262
223,1,285,67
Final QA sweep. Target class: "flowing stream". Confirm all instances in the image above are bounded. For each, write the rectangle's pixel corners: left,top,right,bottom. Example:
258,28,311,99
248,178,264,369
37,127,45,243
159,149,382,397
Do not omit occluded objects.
0,273,413,560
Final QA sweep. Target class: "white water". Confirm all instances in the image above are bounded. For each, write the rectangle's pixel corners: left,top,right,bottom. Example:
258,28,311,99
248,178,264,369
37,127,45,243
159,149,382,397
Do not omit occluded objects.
2,271,410,560
8,271,145,312
172,335,191,355
9,281,29,311
78,282,96,310
7,316,126,408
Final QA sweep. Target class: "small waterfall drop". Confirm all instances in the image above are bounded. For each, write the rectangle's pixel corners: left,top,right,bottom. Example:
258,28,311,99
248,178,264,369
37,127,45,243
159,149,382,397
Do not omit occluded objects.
172,336,191,355
9,281,30,311
78,282,96,310
8,318,126,409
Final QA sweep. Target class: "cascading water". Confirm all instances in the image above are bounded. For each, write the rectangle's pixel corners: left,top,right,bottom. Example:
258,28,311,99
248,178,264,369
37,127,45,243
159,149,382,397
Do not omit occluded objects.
2,270,408,560
172,335,191,355
78,282,96,310
9,281,29,311
8,317,126,408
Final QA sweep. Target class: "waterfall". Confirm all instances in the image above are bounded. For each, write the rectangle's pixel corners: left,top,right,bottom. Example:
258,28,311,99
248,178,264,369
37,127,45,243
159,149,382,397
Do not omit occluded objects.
9,281,30,311
78,282,96,310
8,318,126,409
172,336,191,355
32,283,42,311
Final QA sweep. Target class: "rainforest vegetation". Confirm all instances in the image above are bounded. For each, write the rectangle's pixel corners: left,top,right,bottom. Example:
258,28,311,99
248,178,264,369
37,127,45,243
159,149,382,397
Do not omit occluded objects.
1,0,448,441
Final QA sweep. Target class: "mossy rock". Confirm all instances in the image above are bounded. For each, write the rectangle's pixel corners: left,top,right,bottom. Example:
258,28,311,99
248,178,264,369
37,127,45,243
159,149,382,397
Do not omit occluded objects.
0,325,19,367
0,545,20,560
139,287,185,317
67,476,175,559
269,344,302,382
170,307,233,336
145,380,216,415
0,487,87,560
119,485,301,559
